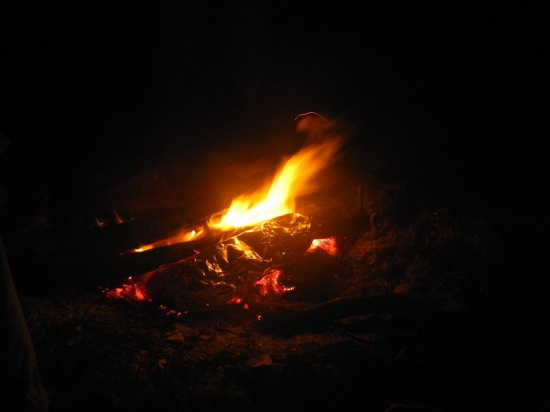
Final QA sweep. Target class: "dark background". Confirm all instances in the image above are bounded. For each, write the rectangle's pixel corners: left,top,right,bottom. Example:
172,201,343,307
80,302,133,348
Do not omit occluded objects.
0,2,547,285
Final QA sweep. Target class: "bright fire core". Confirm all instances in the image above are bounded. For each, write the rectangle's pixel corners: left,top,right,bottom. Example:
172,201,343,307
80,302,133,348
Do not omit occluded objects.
208,127,343,231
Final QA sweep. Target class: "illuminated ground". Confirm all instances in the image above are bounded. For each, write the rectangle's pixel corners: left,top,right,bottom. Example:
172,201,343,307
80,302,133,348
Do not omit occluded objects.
11,170,549,412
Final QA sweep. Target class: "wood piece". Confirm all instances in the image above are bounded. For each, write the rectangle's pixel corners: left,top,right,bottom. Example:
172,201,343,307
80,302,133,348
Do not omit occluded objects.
257,294,447,334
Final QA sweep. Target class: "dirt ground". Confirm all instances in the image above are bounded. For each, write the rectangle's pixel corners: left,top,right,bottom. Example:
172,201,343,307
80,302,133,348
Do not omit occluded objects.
10,170,549,412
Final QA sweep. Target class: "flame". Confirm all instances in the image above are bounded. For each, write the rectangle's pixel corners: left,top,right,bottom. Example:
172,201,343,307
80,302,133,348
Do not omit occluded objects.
118,113,345,255
96,208,131,228
209,114,344,231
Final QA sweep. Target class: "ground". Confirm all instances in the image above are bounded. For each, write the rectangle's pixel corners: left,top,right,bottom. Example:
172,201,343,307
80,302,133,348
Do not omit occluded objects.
21,276,550,412
10,168,550,412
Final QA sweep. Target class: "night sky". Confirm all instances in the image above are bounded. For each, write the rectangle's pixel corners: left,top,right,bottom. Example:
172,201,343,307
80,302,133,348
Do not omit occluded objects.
0,2,546,234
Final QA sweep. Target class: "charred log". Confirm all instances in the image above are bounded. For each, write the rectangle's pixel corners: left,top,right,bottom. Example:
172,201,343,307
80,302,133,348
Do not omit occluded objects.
256,294,448,335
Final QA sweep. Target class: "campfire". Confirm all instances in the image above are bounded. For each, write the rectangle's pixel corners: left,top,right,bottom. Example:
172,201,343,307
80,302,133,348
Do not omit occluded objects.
104,112,355,316
98,111,502,334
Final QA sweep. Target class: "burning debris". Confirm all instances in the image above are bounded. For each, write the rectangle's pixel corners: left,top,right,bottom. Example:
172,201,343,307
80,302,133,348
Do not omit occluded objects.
106,213,324,310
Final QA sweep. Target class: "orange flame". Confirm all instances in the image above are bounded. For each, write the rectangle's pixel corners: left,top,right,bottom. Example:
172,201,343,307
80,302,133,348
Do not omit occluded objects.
208,113,345,231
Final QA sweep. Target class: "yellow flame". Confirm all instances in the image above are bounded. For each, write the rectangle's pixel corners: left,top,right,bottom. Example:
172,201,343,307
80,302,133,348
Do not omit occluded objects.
208,127,344,231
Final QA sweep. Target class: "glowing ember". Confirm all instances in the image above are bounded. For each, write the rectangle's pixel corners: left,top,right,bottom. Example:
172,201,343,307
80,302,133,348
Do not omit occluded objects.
307,236,339,256
105,275,150,301
227,296,244,305
254,268,294,297
208,113,344,231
